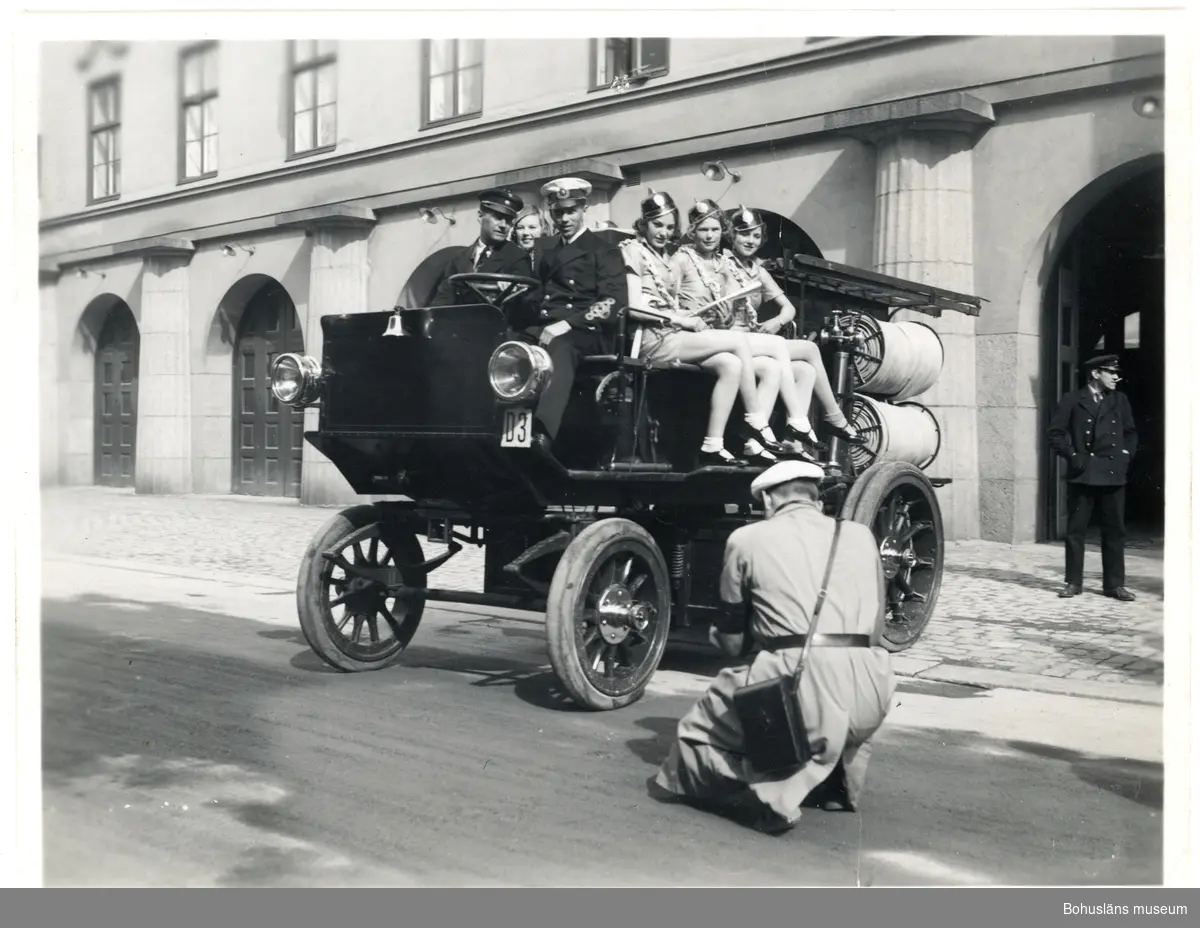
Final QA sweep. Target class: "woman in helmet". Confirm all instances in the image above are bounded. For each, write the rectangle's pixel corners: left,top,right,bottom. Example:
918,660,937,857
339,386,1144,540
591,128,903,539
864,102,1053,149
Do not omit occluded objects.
672,199,833,463
620,191,788,467
717,205,863,451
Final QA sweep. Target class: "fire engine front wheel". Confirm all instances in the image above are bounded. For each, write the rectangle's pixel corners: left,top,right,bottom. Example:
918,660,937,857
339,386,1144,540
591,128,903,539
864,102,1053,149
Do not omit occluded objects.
545,519,672,711
297,504,428,673
839,461,945,653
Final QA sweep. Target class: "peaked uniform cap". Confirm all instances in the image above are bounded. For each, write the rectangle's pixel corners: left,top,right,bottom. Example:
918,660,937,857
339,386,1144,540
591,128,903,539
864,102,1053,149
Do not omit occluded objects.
541,177,593,205
1084,353,1121,373
750,460,825,499
478,187,524,219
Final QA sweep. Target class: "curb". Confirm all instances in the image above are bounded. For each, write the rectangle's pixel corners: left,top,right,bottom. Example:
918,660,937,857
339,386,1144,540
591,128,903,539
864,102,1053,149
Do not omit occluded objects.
43,551,1166,707
890,657,1163,707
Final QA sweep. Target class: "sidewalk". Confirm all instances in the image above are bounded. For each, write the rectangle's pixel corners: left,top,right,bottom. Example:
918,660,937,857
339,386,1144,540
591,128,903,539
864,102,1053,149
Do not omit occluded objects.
37,486,1166,704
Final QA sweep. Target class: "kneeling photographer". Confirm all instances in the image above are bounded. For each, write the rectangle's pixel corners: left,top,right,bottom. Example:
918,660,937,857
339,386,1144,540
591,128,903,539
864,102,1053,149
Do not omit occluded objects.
649,461,897,834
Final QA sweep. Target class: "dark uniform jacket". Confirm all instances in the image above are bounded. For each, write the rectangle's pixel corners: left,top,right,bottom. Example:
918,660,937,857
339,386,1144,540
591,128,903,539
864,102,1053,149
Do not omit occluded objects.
1048,386,1138,486
518,230,629,351
428,239,533,307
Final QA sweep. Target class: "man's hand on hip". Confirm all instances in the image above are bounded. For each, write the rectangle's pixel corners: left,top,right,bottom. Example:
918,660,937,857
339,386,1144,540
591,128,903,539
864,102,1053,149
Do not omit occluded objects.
539,320,572,346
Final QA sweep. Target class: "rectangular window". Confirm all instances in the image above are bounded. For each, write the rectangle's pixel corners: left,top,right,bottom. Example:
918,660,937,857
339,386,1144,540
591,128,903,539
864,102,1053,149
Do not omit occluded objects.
180,42,219,180
591,38,668,90
422,39,483,128
1124,312,1141,349
290,40,337,156
87,77,121,202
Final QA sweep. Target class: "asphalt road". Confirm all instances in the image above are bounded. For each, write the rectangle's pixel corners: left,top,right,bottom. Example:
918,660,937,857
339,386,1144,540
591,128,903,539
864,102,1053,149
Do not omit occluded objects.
39,557,1163,887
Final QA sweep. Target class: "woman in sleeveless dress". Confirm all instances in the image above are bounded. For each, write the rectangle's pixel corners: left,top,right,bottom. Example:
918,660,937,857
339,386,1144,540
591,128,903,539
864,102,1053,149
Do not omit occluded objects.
620,191,786,467
717,206,864,452
672,200,825,463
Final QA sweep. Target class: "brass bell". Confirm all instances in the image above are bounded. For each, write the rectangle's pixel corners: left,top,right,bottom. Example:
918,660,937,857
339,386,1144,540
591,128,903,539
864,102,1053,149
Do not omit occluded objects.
383,310,405,337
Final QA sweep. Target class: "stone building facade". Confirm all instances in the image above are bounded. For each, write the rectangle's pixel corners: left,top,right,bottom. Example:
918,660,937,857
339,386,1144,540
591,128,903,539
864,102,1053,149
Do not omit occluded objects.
38,36,1166,543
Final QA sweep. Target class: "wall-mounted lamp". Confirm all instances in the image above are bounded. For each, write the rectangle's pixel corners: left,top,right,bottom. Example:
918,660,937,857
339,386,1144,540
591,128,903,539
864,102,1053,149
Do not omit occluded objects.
76,267,106,280
701,160,742,183
1133,93,1163,119
419,206,456,226
221,243,256,257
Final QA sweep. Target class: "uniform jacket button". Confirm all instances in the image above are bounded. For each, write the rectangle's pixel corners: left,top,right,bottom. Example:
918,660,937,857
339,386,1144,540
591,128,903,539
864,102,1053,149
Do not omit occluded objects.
565,303,573,310
568,279,575,285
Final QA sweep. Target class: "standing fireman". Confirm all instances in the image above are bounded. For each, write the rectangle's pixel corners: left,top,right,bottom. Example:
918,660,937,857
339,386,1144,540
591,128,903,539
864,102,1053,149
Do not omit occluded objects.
521,176,629,441
428,187,532,307
1047,353,1139,601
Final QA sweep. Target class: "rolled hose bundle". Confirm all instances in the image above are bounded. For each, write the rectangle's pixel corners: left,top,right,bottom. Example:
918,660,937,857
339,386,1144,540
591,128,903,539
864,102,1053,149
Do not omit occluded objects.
847,395,941,472
850,313,944,402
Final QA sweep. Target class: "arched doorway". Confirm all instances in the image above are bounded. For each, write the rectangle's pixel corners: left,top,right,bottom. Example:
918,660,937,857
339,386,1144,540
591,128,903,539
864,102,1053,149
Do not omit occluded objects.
233,280,305,497
1043,165,1164,540
397,247,460,308
93,301,139,487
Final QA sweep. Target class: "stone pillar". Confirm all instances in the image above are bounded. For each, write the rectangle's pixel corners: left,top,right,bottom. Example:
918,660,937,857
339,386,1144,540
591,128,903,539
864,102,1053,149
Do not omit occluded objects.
826,94,994,541
286,206,377,506
135,243,197,494
871,128,981,540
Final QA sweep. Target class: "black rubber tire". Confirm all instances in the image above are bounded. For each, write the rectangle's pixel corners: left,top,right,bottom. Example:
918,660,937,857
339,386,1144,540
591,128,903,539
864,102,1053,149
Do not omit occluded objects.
545,519,671,711
296,504,428,673
839,461,944,652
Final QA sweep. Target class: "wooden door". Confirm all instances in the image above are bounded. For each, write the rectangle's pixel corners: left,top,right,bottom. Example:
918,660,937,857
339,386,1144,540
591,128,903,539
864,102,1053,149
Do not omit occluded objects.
233,283,305,497
94,303,139,487
1045,237,1081,540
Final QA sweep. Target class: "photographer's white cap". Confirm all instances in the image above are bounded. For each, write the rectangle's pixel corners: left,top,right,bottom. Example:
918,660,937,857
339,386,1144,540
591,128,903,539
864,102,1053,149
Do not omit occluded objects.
750,460,825,499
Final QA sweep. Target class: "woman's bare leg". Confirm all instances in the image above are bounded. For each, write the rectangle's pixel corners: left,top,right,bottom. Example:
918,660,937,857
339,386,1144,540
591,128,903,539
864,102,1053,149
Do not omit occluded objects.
739,357,782,462
739,332,811,422
789,361,816,427
696,352,742,438
785,338,849,427
752,356,781,417
672,331,763,418
667,331,783,460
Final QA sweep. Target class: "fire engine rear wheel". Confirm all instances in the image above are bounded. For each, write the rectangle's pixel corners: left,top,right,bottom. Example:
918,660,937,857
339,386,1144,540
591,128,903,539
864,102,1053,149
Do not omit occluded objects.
839,462,944,653
297,504,428,673
545,519,671,711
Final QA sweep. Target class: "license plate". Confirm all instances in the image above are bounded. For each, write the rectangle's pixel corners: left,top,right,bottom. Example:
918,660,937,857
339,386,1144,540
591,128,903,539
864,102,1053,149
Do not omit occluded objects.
500,408,533,448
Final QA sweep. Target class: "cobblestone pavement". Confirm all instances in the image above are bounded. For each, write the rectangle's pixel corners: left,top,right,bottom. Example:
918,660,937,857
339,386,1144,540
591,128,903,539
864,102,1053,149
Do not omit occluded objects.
38,487,1165,691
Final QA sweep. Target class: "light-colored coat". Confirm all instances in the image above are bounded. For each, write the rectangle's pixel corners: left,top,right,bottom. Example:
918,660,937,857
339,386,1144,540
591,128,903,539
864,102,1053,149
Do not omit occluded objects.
653,500,896,825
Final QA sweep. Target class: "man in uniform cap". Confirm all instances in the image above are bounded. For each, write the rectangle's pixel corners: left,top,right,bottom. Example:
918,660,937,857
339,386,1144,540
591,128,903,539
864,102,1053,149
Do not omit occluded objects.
429,187,533,306
1048,353,1139,600
649,460,896,834
509,176,629,442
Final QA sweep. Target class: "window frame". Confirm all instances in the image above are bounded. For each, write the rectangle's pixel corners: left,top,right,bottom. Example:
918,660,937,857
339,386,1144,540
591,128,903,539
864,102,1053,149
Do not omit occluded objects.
420,38,484,130
287,39,338,160
177,41,219,184
588,38,670,92
86,75,122,205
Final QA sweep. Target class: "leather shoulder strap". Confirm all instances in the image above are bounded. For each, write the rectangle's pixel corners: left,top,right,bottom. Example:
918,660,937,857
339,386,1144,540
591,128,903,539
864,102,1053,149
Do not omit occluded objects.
797,517,845,671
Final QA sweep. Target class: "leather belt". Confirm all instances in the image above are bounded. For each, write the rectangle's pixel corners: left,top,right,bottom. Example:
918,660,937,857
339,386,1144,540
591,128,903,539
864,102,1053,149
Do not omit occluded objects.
760,634,871,651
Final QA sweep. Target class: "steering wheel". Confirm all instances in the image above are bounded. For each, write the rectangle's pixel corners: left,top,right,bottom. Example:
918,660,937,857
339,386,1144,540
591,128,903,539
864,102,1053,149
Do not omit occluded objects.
447,272,540,309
